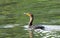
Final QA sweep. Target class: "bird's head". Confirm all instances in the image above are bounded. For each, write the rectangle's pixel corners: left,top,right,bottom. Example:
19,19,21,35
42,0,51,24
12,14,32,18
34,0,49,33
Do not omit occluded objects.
24,13,33,17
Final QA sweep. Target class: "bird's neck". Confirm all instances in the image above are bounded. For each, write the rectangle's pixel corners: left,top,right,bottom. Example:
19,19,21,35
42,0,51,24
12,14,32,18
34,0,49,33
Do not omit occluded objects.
29,16,34,27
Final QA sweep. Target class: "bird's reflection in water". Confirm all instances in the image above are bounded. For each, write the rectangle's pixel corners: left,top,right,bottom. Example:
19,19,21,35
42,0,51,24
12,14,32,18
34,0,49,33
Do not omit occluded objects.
24,25,60,38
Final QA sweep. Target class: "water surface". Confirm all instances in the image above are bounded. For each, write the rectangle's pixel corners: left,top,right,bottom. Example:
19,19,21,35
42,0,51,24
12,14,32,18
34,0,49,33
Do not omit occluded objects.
23,25,60,38
0,24,60,38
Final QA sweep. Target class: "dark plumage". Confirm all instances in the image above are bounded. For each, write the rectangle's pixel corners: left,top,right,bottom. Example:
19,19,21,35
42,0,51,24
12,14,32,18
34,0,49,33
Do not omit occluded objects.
24,13,44,30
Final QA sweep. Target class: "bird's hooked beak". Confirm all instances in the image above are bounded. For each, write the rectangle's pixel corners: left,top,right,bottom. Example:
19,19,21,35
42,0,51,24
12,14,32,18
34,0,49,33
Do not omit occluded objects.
24,13,31,16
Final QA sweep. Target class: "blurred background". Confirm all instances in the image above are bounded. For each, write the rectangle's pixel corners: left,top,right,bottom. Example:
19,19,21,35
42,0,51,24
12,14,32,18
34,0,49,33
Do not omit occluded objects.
0,0,60,38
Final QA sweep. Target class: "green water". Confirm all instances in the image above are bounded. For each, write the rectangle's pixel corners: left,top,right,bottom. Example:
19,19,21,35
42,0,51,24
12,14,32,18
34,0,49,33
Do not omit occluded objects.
0,0,60,38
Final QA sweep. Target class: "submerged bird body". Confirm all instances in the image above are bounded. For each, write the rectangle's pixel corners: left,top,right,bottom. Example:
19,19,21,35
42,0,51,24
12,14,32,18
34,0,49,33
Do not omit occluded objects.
24,13,44,30
29,25,45,30
33,25,44,30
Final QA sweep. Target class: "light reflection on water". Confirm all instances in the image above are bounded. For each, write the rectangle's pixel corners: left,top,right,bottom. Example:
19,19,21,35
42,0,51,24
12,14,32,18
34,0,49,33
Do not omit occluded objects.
24,25,60,31
0,24,20,28
23,25,60,38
